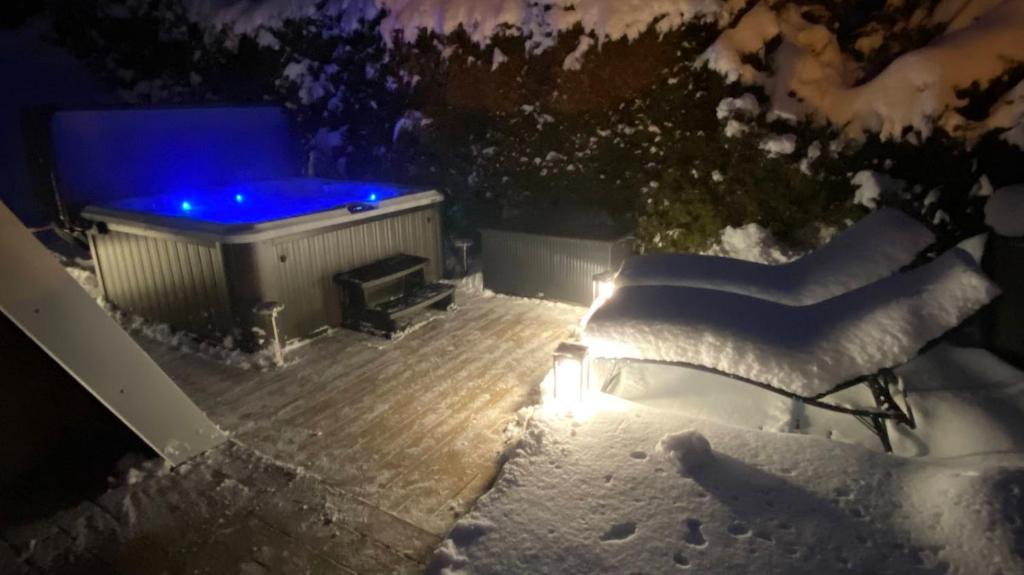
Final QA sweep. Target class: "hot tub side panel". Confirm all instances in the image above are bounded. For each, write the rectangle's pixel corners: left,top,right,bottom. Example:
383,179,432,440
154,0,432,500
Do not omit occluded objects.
88,230,234,341
244,204,444,342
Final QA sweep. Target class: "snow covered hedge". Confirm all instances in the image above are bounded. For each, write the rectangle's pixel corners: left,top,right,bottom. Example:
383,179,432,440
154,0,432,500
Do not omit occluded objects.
49,0,1024,250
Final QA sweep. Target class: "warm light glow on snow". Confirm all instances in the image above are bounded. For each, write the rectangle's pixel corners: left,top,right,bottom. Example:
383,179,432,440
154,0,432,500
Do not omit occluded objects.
580,272,618,328
595,277,616,302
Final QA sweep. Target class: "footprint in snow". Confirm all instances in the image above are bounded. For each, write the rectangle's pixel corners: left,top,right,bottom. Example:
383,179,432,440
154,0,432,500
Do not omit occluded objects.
681,518,706,547
600,521,637,542
630,450,648,460
672,551,690,568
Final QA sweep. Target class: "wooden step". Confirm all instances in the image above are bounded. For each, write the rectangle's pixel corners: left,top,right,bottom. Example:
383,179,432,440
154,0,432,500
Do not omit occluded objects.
345,282,455,337
334,254,429,290
377,283,455,320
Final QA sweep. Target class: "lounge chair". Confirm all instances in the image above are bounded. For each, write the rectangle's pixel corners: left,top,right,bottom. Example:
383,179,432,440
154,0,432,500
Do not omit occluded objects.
581,248,1000,451
613,208,935,305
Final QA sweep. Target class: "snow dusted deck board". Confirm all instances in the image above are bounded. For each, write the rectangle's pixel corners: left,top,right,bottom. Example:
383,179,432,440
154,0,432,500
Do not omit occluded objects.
139,290,581,552
1,292,577,572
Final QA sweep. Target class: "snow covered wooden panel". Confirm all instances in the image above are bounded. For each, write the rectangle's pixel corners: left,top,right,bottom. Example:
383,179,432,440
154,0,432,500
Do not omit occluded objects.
0,202,225,465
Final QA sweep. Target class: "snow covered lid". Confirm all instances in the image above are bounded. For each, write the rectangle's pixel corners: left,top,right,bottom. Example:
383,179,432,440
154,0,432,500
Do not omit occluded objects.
615,208,935,305
985,184,1024,237
584,248,1000,398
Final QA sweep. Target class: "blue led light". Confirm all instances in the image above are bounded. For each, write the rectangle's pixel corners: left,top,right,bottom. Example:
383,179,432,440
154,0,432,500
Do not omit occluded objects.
106,180,405,225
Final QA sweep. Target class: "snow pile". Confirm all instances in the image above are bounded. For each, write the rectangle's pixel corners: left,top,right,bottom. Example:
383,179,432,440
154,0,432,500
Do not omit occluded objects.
429,540,470,573
184,0,730,49
586,249,999,397
969,79,1024,147
970,173,995,198
757,133,796,156
606,342,1024,457
60,261,285,370
435,397,1024,573
657,430,713,475
703,223,795,265
851,170,906,209
699,0,1024,142
562,34,595,71
930,0,1008,32
697,2,781,84
900,464,1024,568
985,184,1024,236
615,208,934,305
715,93,760,120
109,452,172,487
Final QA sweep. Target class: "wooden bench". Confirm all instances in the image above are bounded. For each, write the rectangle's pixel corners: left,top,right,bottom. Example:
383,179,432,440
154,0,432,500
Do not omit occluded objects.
333,254,454,337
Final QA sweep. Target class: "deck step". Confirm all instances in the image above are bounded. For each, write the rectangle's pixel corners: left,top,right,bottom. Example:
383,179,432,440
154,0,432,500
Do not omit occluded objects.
345,283,455,337
378,283,456,320
335,253,455,337
334,254,429,290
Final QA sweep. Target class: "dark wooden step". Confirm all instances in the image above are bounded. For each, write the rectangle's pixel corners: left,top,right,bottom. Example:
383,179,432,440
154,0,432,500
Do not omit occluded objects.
344,282,455,337
376,283,455,320
334,254,429,290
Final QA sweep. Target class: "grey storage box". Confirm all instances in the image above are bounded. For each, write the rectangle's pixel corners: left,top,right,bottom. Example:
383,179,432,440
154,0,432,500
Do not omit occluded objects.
481,213,633,306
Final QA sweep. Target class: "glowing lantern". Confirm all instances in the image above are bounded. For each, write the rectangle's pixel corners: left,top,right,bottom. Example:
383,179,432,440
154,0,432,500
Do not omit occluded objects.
552,341,590,403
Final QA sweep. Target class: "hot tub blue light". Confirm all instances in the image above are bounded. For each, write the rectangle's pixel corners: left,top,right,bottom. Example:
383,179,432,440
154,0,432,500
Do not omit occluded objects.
102,179,407,225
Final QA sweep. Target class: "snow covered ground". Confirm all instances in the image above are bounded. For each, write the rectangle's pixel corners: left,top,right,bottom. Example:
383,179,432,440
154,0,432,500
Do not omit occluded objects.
431,343,1024,574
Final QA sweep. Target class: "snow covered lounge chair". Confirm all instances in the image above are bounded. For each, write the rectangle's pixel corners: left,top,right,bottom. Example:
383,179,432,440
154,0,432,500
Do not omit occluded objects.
582,248,1001,451
614,208,935,305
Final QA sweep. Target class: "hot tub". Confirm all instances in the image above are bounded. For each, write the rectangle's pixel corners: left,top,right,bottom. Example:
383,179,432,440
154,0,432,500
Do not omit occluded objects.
82,178,444,348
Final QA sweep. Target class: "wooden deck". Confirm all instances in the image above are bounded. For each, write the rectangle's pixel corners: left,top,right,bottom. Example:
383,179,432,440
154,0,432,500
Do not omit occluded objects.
2,287,582,573
140,288,582,569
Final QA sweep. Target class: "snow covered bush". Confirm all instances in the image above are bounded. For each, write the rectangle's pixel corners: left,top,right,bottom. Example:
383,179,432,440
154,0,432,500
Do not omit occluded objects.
46,0,1024,251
